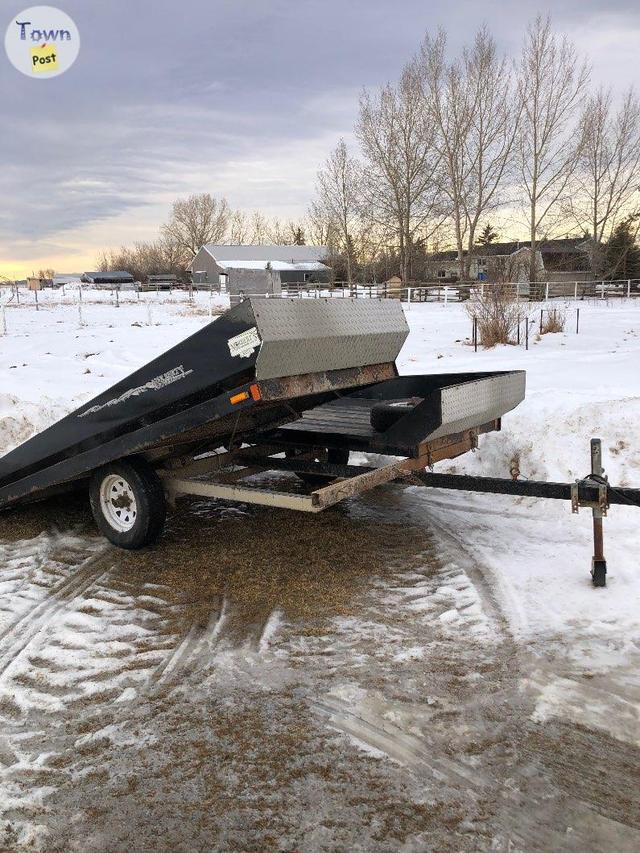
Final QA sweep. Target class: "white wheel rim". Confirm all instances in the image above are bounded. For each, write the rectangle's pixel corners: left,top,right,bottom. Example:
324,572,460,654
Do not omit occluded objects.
99,474,138,532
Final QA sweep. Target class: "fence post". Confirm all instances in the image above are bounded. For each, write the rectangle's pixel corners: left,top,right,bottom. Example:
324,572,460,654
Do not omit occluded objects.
444,285,449,307
34,289,38,311
574,281,578,301
540,309,543,334
627,279,631,299
407,287,411,309
576,307,580,334
544,282,549,301
525,318,529,350
78,284,84,328
1,304,6,336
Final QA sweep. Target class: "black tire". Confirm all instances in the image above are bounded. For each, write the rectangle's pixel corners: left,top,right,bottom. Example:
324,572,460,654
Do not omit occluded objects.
89,457,166,549
286,447,349,488
370,399,418,433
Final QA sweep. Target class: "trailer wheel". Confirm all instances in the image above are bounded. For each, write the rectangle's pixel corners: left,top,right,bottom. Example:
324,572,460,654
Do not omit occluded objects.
89,458,166,549
286,447,349,488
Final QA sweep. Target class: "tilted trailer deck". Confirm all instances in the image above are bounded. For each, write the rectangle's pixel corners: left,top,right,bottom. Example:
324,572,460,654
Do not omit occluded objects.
0,297,523,540
1,297,636,586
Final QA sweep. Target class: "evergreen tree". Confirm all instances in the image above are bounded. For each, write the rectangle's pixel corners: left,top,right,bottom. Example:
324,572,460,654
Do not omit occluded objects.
605,215,640,280
291,226,306,245
476,223,499,246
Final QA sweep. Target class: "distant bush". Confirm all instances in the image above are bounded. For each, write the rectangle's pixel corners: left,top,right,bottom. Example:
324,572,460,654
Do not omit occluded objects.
467,285,521,348
541,310,566,334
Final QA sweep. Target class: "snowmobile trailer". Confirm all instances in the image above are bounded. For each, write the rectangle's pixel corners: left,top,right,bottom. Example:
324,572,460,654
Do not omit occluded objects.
0,298,526,548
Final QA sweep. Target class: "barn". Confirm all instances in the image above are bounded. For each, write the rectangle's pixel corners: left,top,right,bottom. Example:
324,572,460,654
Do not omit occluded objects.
189,244,330,294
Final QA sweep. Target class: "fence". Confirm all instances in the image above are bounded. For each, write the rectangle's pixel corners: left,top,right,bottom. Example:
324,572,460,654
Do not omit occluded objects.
297,279,640,304
1,278,639,333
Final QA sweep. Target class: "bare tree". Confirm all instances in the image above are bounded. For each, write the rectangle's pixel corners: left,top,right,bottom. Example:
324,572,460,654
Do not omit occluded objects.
571,87,640,273
248,211,269,245
266,217,289,244
306,203,338,248
357,61,445,283
420,28,519,280
229,210,249,244
97,235,188,281
314,139,362,285
162,193,230,257
516,15,590,286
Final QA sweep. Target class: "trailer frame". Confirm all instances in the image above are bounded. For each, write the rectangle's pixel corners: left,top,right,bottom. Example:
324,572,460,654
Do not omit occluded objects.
159,434,639,589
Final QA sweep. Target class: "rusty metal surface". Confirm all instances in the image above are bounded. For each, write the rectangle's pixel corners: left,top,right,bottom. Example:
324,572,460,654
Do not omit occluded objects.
257,362,396,402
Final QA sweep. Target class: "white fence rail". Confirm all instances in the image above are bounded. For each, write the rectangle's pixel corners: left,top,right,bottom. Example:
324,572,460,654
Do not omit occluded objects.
1,278,638,335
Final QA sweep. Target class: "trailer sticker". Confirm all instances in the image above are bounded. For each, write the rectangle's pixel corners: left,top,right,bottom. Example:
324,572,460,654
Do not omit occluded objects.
78,365,194,418
228,327,261,358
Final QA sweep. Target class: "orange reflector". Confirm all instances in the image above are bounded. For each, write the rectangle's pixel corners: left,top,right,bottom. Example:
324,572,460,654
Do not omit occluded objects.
230,391,250,405
249,383,262,401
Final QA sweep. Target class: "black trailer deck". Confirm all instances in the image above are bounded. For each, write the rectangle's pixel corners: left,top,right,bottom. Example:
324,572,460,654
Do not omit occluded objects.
265,372,525,457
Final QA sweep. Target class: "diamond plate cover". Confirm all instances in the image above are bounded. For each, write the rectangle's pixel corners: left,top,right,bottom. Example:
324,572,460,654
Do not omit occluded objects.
249,298,409,381
427,371,526,440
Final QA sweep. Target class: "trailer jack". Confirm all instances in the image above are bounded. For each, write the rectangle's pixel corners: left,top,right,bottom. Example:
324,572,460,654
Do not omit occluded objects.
414,437,639,589
571,439,609,587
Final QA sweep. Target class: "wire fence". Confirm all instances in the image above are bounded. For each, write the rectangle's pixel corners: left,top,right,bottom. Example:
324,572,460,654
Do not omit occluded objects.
1,278,638,336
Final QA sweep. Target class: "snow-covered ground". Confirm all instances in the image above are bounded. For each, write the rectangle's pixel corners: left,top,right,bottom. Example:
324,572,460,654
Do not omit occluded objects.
1,290,639,848
2,290,638,649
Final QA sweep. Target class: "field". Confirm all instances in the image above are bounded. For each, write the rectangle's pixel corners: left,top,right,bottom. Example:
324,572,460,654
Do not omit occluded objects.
0,291,639,850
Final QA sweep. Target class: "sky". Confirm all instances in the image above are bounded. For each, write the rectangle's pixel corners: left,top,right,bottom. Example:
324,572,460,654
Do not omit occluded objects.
0,0,639,279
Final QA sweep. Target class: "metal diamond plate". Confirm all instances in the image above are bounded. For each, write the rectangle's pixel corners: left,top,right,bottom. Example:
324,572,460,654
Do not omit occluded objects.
249,298,409,381
427,371,526,439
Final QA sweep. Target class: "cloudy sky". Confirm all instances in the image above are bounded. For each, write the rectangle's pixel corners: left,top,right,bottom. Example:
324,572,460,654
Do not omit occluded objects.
1,0,639,278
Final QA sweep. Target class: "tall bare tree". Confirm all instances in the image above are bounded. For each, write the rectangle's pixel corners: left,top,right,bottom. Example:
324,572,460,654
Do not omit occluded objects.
162,193,230,257
266,217,290,244
314,139,362,285
516,15,590,286
357,61,445,283
420,27,519,280
248,211,269,245
306,203,338,249
571,87,640,273
229,210,249,244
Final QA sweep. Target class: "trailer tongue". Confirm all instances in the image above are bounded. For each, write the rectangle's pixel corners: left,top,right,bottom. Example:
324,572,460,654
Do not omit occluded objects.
0,297,527,552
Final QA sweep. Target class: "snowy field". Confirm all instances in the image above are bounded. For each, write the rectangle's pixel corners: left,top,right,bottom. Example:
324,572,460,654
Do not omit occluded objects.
2,290,638,643
0,290,639,849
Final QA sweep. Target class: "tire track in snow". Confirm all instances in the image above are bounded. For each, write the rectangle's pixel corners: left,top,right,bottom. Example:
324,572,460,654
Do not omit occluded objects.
0,545,111,679
148,596,227,693
312,694,486,793
145,602,282,697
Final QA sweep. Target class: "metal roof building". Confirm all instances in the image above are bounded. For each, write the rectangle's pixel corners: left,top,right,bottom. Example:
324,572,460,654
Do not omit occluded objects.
189,244,330,289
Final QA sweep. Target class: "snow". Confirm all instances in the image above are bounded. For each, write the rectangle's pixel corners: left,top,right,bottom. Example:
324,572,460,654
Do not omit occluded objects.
218,259,328,271
1,289,639,660
395,300,640,660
